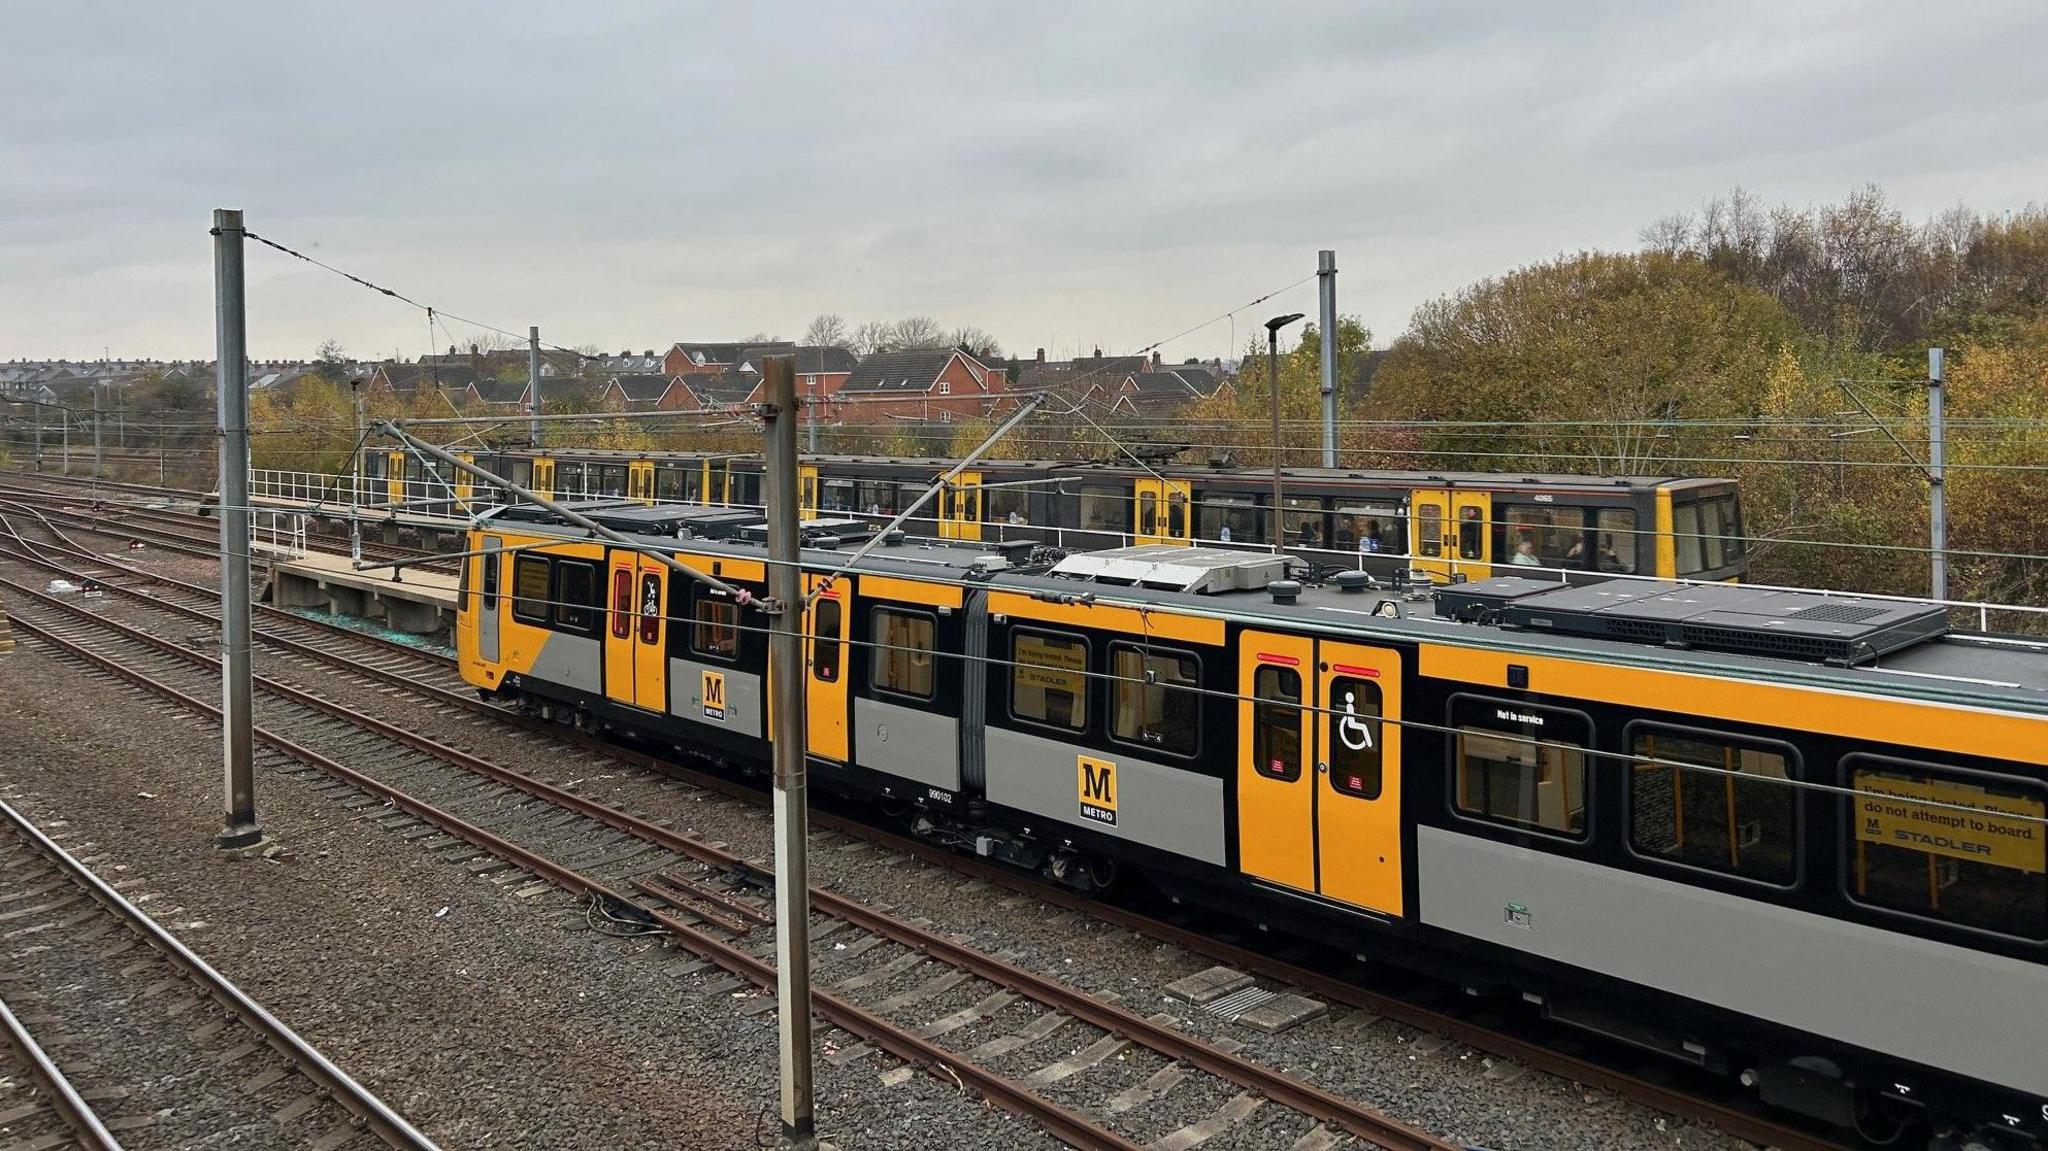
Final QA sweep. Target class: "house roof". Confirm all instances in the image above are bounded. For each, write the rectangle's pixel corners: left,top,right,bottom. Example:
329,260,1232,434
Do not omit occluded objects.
734,345,857,376
839,349,961,393
382,364,479,393
1011,355,1148,395
472,378,534,404
609,373,678,403
682,372,758,407
668,340,794,368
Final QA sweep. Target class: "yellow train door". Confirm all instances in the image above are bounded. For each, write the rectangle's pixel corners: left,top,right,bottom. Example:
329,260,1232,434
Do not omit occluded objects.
1450,491,1492,579
631,558,667,710
603,553,638,707
1313,641,1403,915
627,460,655,505
453,452,475,509
1237,632,1316,891
707,459,731,506
1411,489,1491,582
799,465,819,520
1134,478,1193,545
533,458,555,501
941,472,983,541
804,577,849,761
386,451,407,503
1235,635,1404,917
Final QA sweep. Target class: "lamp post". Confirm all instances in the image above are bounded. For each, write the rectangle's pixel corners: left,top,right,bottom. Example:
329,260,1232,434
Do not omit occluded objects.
1265,313,1305,546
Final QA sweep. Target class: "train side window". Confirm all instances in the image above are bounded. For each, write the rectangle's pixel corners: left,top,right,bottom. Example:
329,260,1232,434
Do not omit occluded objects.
871,608,936,700
1078,486,1129,534
1109,645,1199,758
812,599,842,683
1628,725,1796,886
988,487,1030,525
1673,500,1704,573
1252,666,1302,781
1326,676,1384,798
1166,491,1187,537
731,471,762,510
1451,697,1589,839
1199,496,1260,544
1138,491,1159,537
553,560,599,634
458,550,472,614
1844,756,2045,941
1416,503,1443,557
1503,506,1586,568
1012,630,1088,731
511,556,551,625
1596,509,1638,573
692,598,739,660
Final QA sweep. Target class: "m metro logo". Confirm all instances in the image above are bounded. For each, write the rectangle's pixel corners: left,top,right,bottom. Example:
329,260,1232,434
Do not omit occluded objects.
1077,755,1117,826
702,669,727,721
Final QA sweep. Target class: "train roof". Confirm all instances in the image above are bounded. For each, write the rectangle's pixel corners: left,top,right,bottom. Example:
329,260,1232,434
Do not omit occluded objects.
482,446,1731,492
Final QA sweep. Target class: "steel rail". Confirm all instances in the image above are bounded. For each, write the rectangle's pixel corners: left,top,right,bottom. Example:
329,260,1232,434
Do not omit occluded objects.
0,996,126,1151
3,611,1145,1151
0,790,440,1150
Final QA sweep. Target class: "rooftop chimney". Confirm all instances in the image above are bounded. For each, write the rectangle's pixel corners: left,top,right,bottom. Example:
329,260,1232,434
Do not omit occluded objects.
1035,347,1045,363
1151,351,1161,367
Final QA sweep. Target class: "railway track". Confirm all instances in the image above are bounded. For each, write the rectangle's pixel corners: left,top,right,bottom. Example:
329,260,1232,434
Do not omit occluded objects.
0,477,454,572
0,790,438,1149
0,504,1857,1151
1,571,1461,1151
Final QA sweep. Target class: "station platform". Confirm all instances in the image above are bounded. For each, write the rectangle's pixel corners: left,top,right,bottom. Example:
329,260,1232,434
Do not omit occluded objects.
263,547,459,635
245,494,472,546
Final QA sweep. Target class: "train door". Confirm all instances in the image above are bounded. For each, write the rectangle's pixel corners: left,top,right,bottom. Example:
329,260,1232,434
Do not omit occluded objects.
1134,478,1193,546
707,459,731,506
453,452,475,509
385,451,407,503
533,458,556,501
940,472,983,541
804,576,849,762
1235,633,1403,916
627,460,655,505
799,465,820,520
1410,489,1491,581
478,535,502,664
603,551,669,712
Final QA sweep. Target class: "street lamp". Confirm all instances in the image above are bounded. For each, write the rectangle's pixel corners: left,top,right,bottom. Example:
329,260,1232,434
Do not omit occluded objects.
1264,313,1305,547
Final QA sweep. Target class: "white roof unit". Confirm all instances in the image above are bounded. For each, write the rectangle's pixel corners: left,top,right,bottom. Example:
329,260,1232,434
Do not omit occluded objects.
1048,545,1293,594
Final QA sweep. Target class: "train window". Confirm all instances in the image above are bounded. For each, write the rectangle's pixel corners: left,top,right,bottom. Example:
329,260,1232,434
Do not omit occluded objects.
1281,497,1325,549
812,599,842,683
1199,496,1261,545
638,573,661,645
1628,725,1796,885
1138,491,1159,537
557,462,586,497
1078,486,1129,534
692,599,740,660
1326,677,1384,799
1675,494,1744,575
1110,645,1199,758
553,560,599,633
1416,503,1443,557
1843,756,2045,940
596,464,627,498
481,536,500,608
1504,506,1586,569
508,459,532,489
458,550,472,614
511,556,551,624
872,608,936,700
683,467,703,502
989,487,1030,526
1596,509,1638,573
610,568,632,639
1012,630,1088,730
707,460,729,503
824,479,857,513
1166,490,1187,537
655,465,686,504
731,471,763,511
1252,666,1302,781
1450,697,1589,839
1457,505,1484,560
1336,506,1404,555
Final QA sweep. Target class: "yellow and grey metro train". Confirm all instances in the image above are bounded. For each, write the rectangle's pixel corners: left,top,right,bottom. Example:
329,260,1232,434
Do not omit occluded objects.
367,445,1749,583
454,500,2045,1147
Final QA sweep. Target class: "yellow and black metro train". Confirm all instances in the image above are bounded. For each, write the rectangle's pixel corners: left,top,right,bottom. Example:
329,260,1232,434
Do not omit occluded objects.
455,500,2044,1146
367,446,1749,583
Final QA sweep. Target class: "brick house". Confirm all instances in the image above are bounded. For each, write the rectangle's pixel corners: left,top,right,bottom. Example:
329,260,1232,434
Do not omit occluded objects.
834,349,1002,424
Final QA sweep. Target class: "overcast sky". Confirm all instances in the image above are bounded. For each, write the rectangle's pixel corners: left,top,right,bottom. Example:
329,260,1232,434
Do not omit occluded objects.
4,1,2045,364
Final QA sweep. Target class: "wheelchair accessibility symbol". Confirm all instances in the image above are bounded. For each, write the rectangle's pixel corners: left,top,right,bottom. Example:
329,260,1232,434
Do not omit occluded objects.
1337,690,1375,752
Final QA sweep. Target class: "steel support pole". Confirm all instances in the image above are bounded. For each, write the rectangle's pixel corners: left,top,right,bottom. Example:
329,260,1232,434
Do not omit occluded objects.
763,353,815,1144
351,380,366,563
212,208,261,850
92,383,103,480
1268,330,1283,543
1928,347,1946,603
32,403,41,471
527,326,542,447
60,411,68,475
1317,249,1338,468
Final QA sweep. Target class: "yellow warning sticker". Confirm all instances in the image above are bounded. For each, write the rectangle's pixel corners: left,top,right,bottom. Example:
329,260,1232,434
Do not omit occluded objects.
702,669,727,721
1077,755,1117,827
1854,771,2044,873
